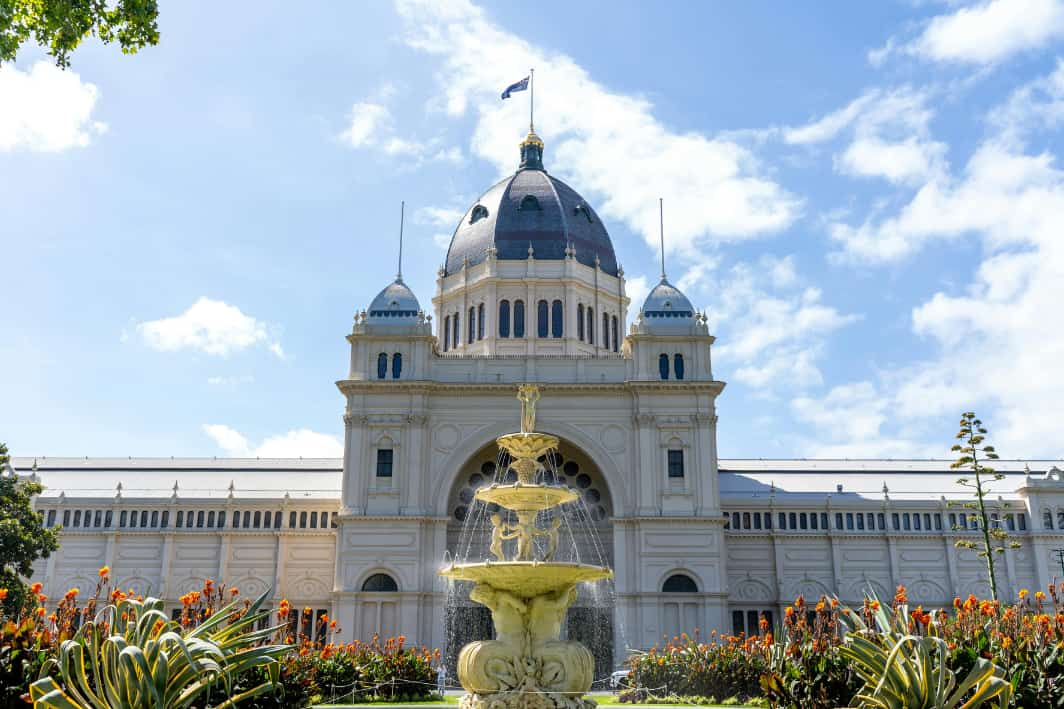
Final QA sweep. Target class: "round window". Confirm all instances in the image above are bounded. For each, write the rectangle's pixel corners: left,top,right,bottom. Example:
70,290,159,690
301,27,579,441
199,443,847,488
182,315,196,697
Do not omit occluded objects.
454,506,468,521
576,474,592,489
563,461,579,476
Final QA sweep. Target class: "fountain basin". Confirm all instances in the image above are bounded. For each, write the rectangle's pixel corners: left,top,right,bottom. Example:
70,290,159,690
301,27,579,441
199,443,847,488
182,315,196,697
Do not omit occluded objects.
440,561,612,598
475,483,578,511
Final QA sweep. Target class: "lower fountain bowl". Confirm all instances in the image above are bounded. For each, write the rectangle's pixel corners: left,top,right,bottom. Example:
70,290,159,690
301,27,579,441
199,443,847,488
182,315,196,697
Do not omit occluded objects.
439,561,612,598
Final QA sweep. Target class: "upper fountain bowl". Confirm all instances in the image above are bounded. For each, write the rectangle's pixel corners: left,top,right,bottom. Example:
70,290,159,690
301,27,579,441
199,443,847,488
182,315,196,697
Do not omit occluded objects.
439,561,613,598
496,432,559,461
475,483,579,512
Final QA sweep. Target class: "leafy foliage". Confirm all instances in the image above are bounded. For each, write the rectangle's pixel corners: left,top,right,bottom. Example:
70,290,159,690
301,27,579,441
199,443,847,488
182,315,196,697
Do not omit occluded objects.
0,0,159,67
29,590,289,708
838,592,1011,709
949,412,1017,602
0,442,59,615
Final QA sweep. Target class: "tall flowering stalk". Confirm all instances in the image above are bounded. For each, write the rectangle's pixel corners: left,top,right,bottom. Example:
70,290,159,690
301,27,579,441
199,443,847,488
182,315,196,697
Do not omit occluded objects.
950,412,1017,602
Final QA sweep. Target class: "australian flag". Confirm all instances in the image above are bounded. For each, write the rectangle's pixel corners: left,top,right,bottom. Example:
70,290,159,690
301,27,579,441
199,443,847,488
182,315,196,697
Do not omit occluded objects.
501,76,529,99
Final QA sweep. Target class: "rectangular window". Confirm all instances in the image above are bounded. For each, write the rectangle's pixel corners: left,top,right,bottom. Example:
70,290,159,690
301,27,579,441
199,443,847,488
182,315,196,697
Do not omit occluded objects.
913,513,921,531
746,610,759,636
892,513,900,530
778,512,786,529
196,511,205,528
160,511,168,528
789,512,797,529
835,512,843,530
845,513,854,530
810,513,818,530
233,511,240,528
820,513,829,529
141,511,149,527
94,510,102,527
74,510,82,527
877,513,885,530
732,610,744,635
150,510,159,527
176,511,184,527
218,511,226,528
46,509,56,527
376,449,394,478
289,511,296,528
799,512,808,530
300,511,308,528
731,512,740,529
186,511,194,528
321,511,329,528
275,511,282,529
263,511,271,528
253,511,261,529
117,510,125,527
243,511,250,528
667,450,684,478
903,514,911,531
856,513,865,531
1019,513,1027,530
311,511,319,528
763,512,771,530
753,512,762,530
207,511,216,527
934,514,942,531
923,513,932,530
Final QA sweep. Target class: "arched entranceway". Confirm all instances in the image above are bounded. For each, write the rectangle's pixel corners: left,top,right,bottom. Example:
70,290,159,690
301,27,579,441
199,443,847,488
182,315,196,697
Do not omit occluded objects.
442,438,616,680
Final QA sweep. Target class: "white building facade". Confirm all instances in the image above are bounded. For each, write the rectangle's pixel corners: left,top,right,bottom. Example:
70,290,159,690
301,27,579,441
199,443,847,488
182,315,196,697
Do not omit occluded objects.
17,130,1064,670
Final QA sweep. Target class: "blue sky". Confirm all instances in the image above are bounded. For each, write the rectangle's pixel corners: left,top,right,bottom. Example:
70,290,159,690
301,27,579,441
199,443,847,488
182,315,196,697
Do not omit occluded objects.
3,0,1064,460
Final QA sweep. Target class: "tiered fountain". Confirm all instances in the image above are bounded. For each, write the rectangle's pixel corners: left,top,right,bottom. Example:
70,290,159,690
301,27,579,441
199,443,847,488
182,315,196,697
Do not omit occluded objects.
440,385,613,709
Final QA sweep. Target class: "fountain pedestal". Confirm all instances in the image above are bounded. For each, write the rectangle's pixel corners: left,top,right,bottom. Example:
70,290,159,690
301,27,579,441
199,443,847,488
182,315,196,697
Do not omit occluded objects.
441,386,612,709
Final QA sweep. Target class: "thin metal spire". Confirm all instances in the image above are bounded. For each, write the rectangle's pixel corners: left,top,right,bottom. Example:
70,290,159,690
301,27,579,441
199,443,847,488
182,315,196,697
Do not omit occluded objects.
397,200,405,280
659,197,666,281
529,68,535,132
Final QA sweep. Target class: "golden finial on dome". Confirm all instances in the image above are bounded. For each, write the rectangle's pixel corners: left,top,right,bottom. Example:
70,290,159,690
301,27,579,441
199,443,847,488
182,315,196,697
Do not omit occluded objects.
521,129,544,149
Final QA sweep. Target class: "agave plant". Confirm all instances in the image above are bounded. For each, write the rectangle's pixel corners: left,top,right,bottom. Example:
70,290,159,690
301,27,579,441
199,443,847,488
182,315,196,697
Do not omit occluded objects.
29,590,290,708
839,594,1011,709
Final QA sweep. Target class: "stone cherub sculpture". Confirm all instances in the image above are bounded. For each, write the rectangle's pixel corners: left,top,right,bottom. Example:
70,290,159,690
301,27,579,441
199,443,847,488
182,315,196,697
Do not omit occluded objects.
458,583,530,693
489,513,520,561
529,584,594,693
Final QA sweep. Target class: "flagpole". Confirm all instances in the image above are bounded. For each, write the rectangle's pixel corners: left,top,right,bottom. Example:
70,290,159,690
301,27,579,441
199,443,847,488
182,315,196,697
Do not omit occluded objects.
398,200,405,280
529,67,535,131
659,197,666,281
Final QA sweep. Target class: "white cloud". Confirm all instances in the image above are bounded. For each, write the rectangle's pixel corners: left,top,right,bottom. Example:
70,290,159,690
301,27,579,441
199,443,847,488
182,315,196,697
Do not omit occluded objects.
873,0,1064,66
340,102,392,147
700,256,859,393
624,275,650,323
0,61,107,152
396,0,801,261
415,205,465,227
786,87,946,185
135,297,283,358
203,424,343,458
799,63,1064,458
990,58,1064,144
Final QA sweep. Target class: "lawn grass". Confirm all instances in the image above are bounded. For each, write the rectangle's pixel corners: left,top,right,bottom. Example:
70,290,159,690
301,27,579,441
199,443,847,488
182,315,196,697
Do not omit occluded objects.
316,692,760,708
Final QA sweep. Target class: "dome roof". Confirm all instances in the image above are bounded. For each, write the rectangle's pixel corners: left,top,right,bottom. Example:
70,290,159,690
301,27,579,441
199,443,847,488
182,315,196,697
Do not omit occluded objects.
443,133,619,277
642,278,695,319
366,277,421,323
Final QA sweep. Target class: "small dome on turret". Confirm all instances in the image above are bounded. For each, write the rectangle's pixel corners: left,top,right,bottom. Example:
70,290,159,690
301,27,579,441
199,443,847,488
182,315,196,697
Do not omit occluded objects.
642,279,695,320
366,277,421,323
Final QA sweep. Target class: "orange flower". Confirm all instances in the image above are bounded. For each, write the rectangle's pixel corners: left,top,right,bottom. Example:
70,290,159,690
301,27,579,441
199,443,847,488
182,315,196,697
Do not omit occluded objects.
953,597,962,609
870,600,881,611
35,607,46,618
1036,591,1046,601
30,582,42,594
98,566,110,577
0,589,7,601
830,598,839,608
1001,636,1013,649
815,600,826,613
37,594,46,603
229,588,239,595
64,588,79,600
1019,588,1030,600
894,585,908,605
784,606,795,618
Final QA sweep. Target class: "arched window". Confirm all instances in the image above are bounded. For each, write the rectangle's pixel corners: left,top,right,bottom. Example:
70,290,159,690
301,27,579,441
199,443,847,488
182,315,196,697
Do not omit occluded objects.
477,303,485,340
659,353,670,380
1057,509,1064,530
612,316,619,352
362,573,399,592
499,300,511,338
537,300,549,337
577,304,585,340
603,312,610,350
452,312,459,348
674,353,685,380
443,316,450,351
377,353,388,379
662,574,698,593
391,353,402,379
470,205,489,224
514,300,525,337
1044,509,1054,530
468,306,475,344
520,195,542,211
586,307,594,345
551,300,563,337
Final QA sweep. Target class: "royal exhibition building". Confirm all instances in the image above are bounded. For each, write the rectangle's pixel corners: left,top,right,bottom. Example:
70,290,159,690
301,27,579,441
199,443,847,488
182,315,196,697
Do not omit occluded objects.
11,129,1064,673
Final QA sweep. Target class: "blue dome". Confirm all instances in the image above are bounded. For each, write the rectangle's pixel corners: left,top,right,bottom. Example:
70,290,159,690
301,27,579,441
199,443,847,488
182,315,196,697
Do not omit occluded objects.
443,132,619,277
642,278,694,319
367,277,421,323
